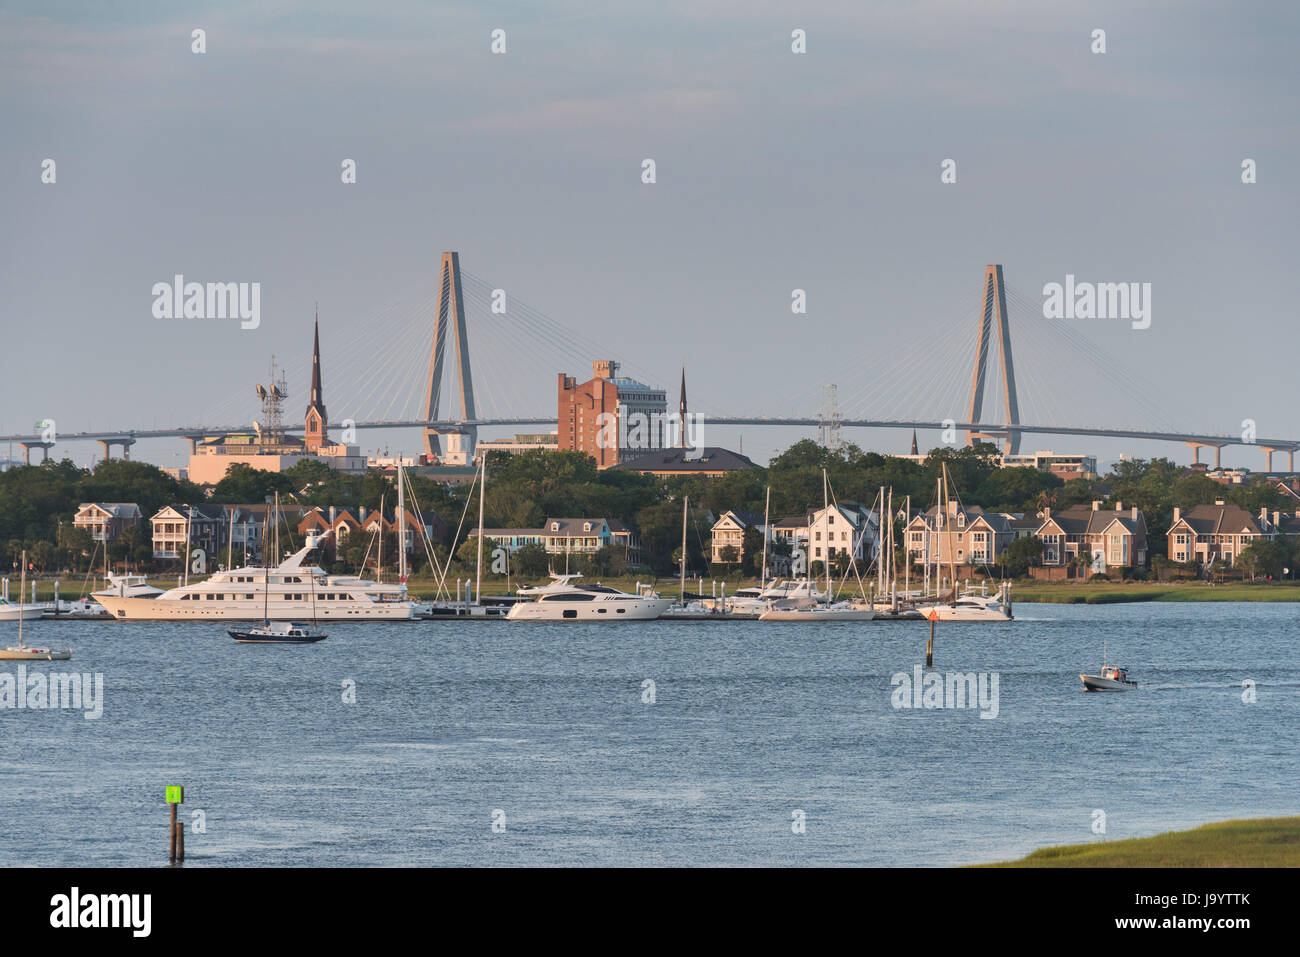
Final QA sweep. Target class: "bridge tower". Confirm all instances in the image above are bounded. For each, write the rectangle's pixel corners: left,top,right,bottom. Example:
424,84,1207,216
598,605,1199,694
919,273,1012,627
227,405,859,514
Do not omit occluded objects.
421,251,477,464
965,264,1022,455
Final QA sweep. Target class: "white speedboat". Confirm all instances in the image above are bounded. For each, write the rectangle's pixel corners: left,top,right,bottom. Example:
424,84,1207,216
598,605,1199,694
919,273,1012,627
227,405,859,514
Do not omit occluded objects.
506,574,672,621
93,571,164,600
93,545,416,621
918,582,1013,622
1081,663,1136,692
0,596,46,622
760,600,876,622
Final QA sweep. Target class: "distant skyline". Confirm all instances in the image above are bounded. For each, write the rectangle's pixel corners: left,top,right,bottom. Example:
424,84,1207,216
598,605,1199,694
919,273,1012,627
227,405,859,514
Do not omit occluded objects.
3,1,1297,471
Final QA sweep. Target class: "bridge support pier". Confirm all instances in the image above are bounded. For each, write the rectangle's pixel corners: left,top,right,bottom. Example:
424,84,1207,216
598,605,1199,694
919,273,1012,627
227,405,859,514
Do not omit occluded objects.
1187,441,1225,470
1260,445,1297,475
97,437,137,461
18,441,54,465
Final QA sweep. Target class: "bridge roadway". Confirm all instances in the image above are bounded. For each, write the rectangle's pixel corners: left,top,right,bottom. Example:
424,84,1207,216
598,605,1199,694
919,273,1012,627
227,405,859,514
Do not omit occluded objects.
2,417,1295,460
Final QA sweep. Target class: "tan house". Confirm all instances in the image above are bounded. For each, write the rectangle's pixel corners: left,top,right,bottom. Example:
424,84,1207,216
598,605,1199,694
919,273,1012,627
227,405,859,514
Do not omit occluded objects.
905,504,1015,569
73,503,142,543
1034,502,1147,571
1167,500,1286,566
710,510,767,564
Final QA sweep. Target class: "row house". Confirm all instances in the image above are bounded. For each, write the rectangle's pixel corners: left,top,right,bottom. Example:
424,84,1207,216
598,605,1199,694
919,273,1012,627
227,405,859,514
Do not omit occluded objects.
1167,501,1300,566
297,506,446,557
1036,502,1147,570
904,504,1016,568
709,510,767,564
772,503,877,569
151,505,228,561
73,503,142,543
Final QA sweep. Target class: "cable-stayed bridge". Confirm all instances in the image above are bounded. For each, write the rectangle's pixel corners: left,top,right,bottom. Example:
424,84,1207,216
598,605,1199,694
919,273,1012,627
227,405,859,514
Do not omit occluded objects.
5,256,1297,472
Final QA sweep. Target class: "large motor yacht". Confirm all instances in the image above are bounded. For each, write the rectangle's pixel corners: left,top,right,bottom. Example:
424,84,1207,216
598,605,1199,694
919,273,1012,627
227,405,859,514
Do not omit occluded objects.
92,545,416,621
506,574,672,621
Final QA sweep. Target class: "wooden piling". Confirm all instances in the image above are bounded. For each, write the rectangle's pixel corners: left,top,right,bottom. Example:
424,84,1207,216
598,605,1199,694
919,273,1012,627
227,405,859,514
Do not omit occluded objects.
926,616,934,668
169,803,177,862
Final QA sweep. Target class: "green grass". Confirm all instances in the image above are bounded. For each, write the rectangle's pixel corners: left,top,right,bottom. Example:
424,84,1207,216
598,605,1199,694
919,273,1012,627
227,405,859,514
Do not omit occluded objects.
977,816,1300,867
1013,581,1300,603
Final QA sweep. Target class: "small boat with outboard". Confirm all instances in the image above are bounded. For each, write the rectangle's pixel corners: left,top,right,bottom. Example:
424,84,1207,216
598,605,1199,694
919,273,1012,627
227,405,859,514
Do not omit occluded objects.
1081,663,1136,692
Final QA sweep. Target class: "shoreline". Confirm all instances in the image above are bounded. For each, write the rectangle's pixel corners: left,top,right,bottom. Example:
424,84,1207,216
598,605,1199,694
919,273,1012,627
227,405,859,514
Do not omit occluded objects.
974,816,1300,867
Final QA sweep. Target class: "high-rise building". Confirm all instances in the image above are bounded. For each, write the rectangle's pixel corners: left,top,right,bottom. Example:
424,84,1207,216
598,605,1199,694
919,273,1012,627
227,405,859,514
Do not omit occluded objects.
557,360,666,469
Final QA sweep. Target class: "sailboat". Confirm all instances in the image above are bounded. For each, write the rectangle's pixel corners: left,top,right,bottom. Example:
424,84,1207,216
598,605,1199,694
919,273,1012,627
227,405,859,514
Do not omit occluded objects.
0,551,72,661
760,470,876,621
916,463,1013,622
227,494,327,643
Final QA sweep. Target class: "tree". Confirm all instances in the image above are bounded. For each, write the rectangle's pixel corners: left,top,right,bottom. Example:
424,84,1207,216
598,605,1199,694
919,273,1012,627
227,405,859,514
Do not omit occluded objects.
718,544,739,564
999,536,1043,578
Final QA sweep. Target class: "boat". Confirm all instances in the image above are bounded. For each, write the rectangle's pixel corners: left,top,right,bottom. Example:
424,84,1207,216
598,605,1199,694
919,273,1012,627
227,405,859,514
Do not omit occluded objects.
919,582,1014,622
1081,642,1136,691
93,543,416,621
93,571,165,600
0,551,71,661
42,596,113,620
228,620,327,643
760,600,876,621
1080,664,1137,692
0,596,46,622
759,469,876,622
506,574,672,621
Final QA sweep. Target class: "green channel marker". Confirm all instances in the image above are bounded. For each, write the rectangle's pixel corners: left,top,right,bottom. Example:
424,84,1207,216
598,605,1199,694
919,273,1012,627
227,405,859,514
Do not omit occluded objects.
165,786,184,804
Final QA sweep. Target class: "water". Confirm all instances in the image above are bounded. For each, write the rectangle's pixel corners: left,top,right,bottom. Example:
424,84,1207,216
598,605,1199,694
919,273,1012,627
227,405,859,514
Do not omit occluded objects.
1,603,1295,866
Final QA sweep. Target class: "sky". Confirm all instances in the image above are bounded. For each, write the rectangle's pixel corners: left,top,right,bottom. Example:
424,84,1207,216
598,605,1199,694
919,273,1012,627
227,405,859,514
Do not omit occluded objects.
2,0,1297,472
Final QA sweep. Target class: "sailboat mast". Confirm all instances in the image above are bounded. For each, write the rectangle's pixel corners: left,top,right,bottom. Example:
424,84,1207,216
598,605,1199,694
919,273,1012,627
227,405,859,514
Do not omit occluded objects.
475,457,485,604
945,464,957,601
17,550,25,648
680,495,688,604
377,492,384,583
398,465,407,581
823,469,831,604
760,485,770,592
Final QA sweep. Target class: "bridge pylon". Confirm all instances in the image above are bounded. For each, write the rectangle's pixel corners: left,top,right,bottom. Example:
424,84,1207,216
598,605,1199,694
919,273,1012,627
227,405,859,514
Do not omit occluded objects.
421,251,477,464
965,264,1022,455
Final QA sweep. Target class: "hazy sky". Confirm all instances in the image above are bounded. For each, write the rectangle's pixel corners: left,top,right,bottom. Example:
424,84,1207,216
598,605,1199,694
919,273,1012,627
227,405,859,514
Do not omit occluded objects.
2,1,1297,471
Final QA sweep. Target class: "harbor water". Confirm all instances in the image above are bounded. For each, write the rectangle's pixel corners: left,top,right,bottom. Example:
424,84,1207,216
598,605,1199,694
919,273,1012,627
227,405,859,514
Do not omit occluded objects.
0,602,1295,866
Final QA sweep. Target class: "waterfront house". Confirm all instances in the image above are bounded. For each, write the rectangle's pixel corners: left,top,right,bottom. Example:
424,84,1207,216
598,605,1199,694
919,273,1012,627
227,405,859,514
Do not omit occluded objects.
1034,502,1148,571
73,503,142,544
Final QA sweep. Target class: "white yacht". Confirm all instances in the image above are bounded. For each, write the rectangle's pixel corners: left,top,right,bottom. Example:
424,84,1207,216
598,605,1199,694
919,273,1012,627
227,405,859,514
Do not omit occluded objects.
93,545,416,621
506,574,672,621
918,582,1014,622
93,571,165,600
760,599,876,622
0,596,46,622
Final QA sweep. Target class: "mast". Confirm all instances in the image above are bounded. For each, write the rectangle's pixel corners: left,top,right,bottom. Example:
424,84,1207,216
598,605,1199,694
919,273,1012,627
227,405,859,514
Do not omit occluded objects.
17,550,25,649
680,495,688,605
823,469,831,604
475,456,485,604
904,494,911,600
760,485,770,593
227,509,234,571
182,507,191,587
944,463,957,602
397,465,407,582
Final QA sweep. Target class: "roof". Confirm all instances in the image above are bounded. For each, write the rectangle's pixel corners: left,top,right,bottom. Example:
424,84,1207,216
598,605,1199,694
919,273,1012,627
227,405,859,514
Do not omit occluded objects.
715,509,764,528
608,376,663,395
1174,503,1262,536
612,447,757,473
76,502,141,519
542,518,611,535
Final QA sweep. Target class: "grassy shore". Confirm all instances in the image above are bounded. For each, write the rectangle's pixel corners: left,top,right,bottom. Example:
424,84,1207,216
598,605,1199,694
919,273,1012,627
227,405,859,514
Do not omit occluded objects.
977,816,1300,867
1012,580,1300,603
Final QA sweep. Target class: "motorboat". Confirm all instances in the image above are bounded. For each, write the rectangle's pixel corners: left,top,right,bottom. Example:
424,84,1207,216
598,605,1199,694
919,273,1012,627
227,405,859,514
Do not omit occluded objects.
0,596,46,622
228,620,327,644
93,571,164,600
1081,664,1136,692
42,596,113,620
918,582,1013,622
94,544,416,621
760,600,876,621
506,574,672,621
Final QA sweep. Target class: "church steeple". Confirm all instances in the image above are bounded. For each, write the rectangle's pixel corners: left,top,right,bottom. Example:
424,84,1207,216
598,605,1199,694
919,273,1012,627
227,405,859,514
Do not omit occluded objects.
910,429,919,456
305,309,329,452
678,366,688,449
